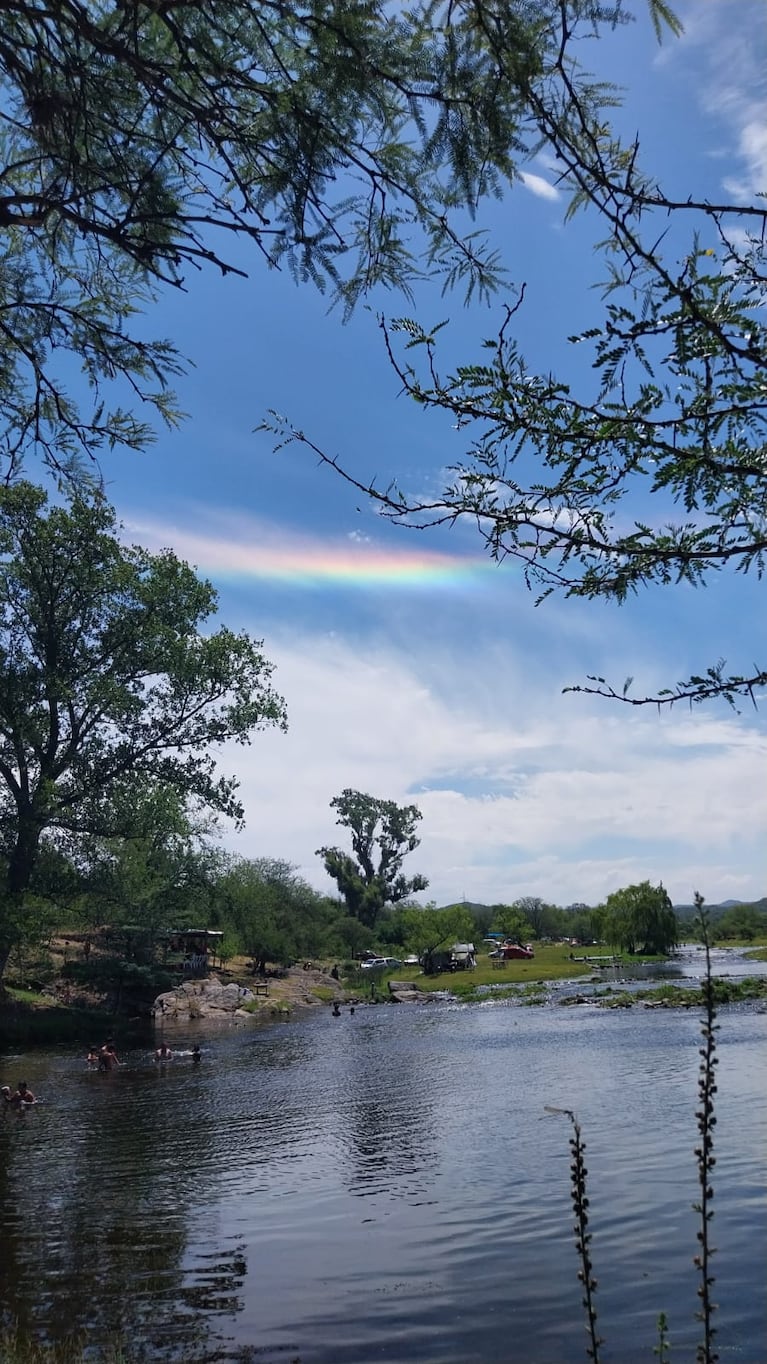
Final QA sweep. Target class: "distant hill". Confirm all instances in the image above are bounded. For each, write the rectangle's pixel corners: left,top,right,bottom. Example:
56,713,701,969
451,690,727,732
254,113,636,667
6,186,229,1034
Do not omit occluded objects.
438,898,767,919
674,897,767,919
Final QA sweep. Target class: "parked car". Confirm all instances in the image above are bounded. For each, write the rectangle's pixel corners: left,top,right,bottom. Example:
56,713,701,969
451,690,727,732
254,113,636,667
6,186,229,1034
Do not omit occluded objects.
489,944,535,960
360,956,402,970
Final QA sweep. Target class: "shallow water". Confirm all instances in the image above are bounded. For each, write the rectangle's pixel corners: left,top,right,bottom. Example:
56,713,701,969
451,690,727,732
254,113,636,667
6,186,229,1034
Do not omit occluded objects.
1,995,765,1363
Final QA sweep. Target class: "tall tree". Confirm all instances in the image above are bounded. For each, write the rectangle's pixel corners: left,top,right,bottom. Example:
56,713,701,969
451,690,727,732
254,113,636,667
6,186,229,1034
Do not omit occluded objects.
317,788,428,928
0,482,286,979
268,2,766,710
602,881,678,955
77,787,221,944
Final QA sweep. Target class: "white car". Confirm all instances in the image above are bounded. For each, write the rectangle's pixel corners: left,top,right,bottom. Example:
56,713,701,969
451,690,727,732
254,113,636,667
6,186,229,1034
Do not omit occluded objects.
360,956,402,970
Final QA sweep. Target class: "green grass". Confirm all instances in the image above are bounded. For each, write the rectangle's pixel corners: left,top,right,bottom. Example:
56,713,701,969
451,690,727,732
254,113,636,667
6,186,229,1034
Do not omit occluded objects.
310,986,336,1002
5,986,63,1008
0,1329,123,1364
579,977,767,1009
408,944,611,997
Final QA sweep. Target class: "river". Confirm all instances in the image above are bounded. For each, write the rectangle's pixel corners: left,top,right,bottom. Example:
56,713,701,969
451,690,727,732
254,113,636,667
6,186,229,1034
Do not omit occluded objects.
1,980,765,1363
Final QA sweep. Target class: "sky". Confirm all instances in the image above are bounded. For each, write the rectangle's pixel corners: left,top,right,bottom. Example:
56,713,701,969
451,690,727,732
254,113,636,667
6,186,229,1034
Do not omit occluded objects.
97,0,765,910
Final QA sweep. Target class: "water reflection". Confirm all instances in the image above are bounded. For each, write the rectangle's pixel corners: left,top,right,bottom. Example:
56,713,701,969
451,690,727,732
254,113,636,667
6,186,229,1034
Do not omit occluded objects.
0,1053,248,1355
1,997,765,1364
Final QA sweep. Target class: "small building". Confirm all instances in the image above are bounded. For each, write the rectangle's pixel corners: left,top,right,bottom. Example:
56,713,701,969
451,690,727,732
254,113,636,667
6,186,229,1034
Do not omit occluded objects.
161,929,224,976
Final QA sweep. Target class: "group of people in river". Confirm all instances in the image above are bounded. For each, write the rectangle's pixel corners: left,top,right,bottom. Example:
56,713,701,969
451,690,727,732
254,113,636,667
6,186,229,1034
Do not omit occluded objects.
2,1042,203,1112
86,1040,122,1070
1,1080,36,1108
85,1039,202,1067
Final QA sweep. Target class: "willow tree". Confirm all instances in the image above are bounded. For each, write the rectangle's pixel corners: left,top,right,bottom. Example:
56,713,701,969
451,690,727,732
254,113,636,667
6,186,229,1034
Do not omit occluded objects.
0,482,286,979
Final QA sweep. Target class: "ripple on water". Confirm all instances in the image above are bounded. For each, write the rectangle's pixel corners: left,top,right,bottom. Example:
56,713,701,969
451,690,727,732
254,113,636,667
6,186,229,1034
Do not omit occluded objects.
0,1002,765,1362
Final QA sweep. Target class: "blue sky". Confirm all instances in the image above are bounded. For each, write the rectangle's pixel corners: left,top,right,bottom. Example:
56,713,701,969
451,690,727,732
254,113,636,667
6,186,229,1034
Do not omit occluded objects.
98,0,765,909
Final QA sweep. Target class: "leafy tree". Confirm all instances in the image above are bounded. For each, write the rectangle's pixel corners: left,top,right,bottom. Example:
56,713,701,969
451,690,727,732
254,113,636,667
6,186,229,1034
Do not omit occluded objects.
0,482,286,979
77,787,221,949
218,856,337,970
317,788,428,929
493,905,534,943
715,903,766,943
602,881,678,955
509,896,565,939
270,2,766,709
397,902,474,962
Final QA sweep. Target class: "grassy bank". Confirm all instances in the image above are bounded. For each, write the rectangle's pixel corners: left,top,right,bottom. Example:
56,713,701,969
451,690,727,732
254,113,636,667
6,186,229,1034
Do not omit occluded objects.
373,943,764,1009
385,943,618,997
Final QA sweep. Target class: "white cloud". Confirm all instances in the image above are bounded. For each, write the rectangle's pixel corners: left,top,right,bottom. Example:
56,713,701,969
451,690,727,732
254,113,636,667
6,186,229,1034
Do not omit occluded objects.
675,1,767,199
519,172,561,202
124,507,765,912
218,630,767,909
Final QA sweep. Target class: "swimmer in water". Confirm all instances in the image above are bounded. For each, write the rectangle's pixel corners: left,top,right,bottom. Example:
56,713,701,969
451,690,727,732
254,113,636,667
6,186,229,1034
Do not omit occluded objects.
98,1041,121,1071
86,1046,100,1066
191,1045,201,1063
9,1081,36,1107
155,1042,174,1061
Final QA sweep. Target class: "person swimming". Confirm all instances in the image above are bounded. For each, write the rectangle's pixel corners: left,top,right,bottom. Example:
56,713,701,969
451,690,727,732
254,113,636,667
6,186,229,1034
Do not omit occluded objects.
191,1045,201,1063
86,1046,100,1066
98,1041,121,1071
9,1081,36,1107
155,1042,174,1061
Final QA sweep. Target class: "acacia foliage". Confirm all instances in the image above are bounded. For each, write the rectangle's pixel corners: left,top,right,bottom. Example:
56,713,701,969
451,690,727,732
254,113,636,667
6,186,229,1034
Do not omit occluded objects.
267,1,765,709
0,0,579,478
317,788,428,928
0,482,286,970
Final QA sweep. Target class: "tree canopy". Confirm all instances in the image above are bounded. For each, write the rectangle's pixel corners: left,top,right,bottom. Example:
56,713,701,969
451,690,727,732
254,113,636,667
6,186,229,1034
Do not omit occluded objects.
0,1,686,480
265,1,766,710
218,856,337,970
0,0,582,479
396,902,473,961
602,880,678,955
317,788,428,928
0,482,286,975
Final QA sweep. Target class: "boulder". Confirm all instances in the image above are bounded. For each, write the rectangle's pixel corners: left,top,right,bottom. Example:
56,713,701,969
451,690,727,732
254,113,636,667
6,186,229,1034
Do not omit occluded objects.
388,979,430,1004
152,974,255,1020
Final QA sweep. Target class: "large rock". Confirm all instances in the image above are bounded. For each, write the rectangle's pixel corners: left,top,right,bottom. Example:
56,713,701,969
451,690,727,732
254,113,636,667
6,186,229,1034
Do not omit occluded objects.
152,974,255,1020
388,979,430,1004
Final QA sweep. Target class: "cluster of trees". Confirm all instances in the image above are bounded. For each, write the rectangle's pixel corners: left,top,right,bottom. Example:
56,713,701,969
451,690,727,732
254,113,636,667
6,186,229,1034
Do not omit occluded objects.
0,2,761,974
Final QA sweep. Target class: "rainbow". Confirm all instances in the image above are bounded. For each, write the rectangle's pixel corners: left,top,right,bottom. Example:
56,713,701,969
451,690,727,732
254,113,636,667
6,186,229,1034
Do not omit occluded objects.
129,516,497,593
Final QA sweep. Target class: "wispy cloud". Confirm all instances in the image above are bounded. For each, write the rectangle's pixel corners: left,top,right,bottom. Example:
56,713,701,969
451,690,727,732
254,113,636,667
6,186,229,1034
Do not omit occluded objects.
125,507,495,593
519,172,561,202
220,629,767,909
674,0,767,200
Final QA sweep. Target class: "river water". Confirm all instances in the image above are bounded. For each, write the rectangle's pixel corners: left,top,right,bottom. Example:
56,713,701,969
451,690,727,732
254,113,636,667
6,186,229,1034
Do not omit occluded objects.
1,984,765,1363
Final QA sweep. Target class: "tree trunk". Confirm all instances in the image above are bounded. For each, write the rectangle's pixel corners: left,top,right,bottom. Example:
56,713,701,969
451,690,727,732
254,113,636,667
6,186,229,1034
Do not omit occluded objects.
0,817,42,984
